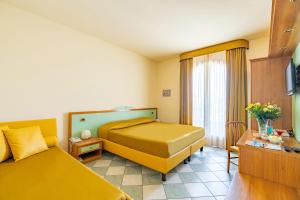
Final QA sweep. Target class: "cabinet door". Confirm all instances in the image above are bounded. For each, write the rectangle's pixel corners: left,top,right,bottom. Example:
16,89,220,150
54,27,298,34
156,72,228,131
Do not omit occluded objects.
251,56,292,130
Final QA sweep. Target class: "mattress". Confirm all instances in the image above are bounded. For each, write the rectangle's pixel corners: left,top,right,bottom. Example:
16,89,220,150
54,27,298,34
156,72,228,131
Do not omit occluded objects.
99,118,205,158
0,147,130,200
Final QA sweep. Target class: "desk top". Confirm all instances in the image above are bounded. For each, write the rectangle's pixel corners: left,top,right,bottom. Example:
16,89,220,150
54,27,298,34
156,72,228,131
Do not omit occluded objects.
237,130,300,153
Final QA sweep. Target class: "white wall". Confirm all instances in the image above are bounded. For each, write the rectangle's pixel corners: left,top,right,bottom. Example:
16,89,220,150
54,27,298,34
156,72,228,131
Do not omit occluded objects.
156,37,270,124
0,2,157,148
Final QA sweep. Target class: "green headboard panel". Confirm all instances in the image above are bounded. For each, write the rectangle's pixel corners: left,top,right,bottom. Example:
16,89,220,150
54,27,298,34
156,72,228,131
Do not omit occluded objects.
69,108,157,138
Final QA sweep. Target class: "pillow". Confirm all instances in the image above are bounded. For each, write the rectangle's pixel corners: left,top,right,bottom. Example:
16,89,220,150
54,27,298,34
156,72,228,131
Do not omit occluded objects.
44,135,58,147
4,126,48,162
0,126,11,162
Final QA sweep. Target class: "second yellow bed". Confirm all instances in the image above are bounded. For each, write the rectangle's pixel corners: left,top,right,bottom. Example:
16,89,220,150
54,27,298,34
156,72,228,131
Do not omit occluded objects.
98,117,205,181
99,118,204,158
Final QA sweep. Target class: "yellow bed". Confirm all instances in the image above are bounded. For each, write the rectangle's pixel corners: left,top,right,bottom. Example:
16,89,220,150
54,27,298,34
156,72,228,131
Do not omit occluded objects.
99,118,205,158
98,117,205,181
0,119,131,200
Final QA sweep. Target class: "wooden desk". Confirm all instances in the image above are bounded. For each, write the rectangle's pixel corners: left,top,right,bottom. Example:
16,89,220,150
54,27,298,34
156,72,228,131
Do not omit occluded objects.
225,173,300,200
237,131,300,189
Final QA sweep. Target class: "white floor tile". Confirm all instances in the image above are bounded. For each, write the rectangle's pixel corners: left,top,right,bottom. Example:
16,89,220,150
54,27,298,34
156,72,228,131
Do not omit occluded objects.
163,173,182,184
196,172,219,182
213,171,233,181
143,185,166,200
93,160,111,167
176,164,193,173
184,183,213,197
204,182,228,196
192,197,215,200
189,158,202,164
106,166,125,175
215,195,226,200
122,174,142,185
206,163,224,171
213,156,228,163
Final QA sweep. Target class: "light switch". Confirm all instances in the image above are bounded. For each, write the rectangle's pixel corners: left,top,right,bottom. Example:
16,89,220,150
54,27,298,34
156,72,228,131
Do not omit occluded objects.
162,89,171,97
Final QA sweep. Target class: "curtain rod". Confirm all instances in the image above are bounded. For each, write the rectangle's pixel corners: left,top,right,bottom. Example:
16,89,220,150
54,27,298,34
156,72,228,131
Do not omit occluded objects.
180,39,249,61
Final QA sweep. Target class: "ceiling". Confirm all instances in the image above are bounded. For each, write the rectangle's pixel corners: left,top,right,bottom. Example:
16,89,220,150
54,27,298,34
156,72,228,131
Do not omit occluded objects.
4,0,272,61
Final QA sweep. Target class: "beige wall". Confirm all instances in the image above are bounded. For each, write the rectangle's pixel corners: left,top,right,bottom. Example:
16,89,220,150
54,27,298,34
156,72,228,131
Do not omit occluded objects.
0,2,157,148
0,2,271,148
156,57,180,123
155,37,270,124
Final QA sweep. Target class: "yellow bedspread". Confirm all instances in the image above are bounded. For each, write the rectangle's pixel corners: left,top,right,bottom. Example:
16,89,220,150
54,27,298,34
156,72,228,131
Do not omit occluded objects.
0,147,131,200
99,118,205,158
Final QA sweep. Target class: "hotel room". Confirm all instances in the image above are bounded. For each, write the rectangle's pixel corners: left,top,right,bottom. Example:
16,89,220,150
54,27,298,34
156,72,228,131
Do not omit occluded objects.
0,0,300,200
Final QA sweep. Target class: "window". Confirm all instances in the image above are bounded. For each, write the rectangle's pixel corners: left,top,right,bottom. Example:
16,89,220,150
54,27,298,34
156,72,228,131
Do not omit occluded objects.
193,51,227,148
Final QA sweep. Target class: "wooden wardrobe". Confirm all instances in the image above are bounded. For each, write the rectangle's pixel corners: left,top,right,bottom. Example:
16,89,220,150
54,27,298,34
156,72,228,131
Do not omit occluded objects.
250,56,292,130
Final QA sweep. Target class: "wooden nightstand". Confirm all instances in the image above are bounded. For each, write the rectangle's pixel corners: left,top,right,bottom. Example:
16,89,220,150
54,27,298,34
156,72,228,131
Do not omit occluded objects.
70,138,102,163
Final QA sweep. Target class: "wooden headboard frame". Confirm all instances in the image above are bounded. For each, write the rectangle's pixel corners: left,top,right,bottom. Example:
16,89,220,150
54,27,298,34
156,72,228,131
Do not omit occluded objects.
68,107,158,140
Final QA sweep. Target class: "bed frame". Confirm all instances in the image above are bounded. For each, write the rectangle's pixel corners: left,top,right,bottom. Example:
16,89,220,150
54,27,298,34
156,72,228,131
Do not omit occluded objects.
68,108,205,181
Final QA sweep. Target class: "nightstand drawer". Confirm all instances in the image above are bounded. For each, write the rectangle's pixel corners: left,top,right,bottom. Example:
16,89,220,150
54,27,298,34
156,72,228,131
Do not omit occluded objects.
80,143,101,154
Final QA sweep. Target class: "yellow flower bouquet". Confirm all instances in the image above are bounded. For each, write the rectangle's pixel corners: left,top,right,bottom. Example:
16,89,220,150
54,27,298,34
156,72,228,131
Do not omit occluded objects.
246,102,281,135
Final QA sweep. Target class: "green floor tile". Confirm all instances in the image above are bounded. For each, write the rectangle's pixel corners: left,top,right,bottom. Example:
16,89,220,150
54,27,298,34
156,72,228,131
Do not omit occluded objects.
104,175,123,186
178,172,201,183
84,160,97,167
125,166,142,174
121,185,143,200
163,183,190,198
91,167,108,176
190,164,210,172
110,159,126,166
142,174,162,185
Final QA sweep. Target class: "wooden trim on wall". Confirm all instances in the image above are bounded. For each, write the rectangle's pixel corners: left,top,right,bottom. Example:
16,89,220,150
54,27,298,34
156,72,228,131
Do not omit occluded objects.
180,39,249,61
68,107,157,115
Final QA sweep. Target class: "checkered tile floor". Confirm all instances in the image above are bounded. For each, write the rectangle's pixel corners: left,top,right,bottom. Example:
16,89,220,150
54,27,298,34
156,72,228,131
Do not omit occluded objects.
85,146,238,200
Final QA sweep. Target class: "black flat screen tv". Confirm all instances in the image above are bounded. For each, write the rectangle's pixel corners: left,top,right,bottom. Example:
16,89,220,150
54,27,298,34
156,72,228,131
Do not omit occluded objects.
286,58,296,96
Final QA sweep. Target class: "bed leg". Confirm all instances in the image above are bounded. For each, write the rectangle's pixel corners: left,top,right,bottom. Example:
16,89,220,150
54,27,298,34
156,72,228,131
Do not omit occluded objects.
187,156,191,162
183,159,188,164
162,173,166,181
200,147,204,152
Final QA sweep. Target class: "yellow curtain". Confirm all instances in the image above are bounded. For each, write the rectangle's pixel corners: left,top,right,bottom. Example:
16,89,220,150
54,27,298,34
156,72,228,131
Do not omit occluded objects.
179,58,193,125
226,48,247,147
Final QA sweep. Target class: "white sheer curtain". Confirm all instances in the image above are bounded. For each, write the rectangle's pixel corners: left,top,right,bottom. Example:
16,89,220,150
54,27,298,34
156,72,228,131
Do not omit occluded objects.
192,51,227,148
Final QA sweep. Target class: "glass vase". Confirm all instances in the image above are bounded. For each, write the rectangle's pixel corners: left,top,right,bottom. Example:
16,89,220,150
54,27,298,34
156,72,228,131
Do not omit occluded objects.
257,118,267,137
267,120,274,135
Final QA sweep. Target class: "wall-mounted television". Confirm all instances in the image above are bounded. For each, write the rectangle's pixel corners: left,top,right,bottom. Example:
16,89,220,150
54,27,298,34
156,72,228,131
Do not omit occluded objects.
286,58,296,96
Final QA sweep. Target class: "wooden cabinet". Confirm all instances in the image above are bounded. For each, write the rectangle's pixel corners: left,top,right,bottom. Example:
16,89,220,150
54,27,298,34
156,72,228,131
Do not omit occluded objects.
250,56,292,130
70,138,102,163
